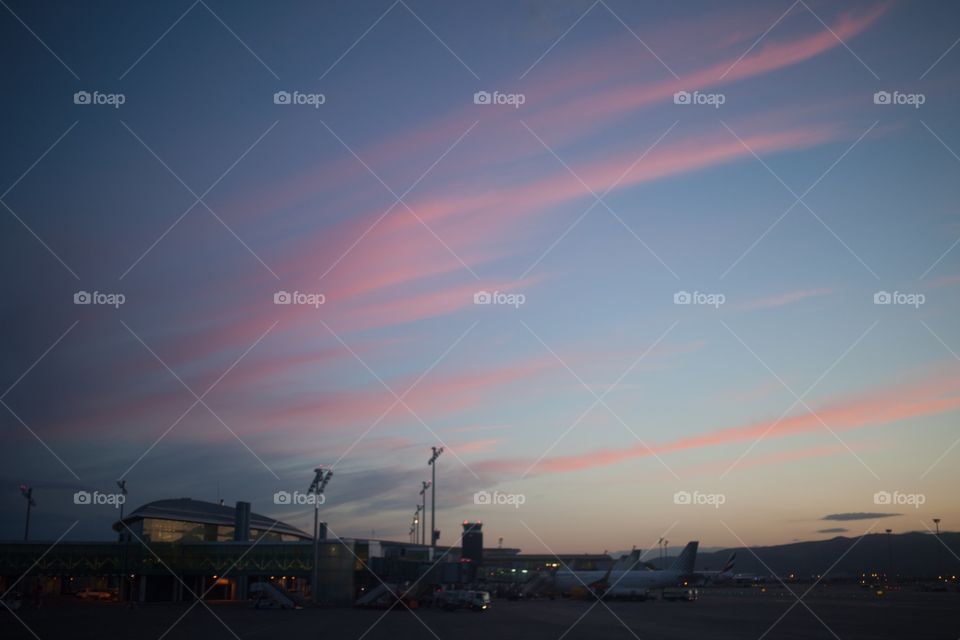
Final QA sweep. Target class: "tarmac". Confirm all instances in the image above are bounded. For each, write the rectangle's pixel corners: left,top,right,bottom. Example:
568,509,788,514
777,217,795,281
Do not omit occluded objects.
4,587,958,639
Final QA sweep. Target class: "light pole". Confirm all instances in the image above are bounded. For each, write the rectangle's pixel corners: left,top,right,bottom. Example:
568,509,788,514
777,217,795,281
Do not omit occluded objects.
116,480,128,522
933,518,942,580
414,505,422,544
20,485,35,541
308,467,333,604
116,480,128,601
419,481,430,545
885,529,893,581
428,447,443,556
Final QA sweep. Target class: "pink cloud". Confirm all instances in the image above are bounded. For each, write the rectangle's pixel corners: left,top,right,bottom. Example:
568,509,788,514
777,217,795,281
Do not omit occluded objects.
478,365,960,477
735,287,835,311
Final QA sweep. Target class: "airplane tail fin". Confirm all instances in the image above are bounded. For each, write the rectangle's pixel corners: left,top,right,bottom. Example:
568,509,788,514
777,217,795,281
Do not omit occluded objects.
612,548,642,571
668,541,699,575
588,556,616,593
721,552,736,574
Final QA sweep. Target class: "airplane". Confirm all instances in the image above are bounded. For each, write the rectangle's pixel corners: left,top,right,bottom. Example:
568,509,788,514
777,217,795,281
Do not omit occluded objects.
691,552,737,585
553,541,699,598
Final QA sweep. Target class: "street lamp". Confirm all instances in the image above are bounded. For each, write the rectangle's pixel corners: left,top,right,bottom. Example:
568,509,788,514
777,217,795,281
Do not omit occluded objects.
428,447,443,555
20,484,35,541
308,466,333,604
419,481,431,545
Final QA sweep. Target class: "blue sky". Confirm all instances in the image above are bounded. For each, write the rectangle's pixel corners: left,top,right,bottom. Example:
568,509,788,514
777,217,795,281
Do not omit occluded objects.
1,0,959,552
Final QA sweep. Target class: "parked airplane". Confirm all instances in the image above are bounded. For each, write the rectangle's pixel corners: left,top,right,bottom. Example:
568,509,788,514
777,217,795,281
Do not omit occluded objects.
692,552,737,585
553,541,699,597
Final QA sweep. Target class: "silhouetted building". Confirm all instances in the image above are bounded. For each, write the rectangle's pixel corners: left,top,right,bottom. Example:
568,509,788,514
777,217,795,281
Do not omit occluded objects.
462,521,483,565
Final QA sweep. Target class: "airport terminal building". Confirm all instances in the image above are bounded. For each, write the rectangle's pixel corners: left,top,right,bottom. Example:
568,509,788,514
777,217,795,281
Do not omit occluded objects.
0,498,603,606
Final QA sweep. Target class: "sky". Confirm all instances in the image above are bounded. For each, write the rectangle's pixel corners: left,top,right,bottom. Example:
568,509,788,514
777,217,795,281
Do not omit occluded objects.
1,0,959,554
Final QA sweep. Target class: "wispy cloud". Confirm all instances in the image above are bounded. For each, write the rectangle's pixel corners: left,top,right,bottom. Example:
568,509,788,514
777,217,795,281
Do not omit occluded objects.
478,365,960,477
735,287,835,312
822,513,900,521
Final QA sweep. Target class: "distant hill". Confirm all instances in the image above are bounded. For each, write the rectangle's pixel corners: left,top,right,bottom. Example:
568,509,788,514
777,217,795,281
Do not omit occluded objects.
683,531,960,578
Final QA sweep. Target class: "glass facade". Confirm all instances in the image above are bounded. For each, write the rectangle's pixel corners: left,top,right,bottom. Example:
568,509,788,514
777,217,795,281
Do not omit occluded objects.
140,518,232,542
137,518,300,543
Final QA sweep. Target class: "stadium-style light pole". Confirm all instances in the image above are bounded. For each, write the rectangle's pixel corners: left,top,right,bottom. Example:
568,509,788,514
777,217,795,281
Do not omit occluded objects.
419,481,430,545
933,518,942,579
414,505,422,544
885,529,893,580
116,480,129,601
116,480,128,522
20,484,35,541
428,447,443,555
308,466,333,604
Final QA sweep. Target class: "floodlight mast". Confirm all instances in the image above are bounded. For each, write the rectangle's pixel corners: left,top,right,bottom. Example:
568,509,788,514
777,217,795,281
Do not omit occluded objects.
308,466,333,604
419,481,431,545
428,447,443,556
20,484,35,541
933,518,942,578
116,479,129,601
116,480,128,521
